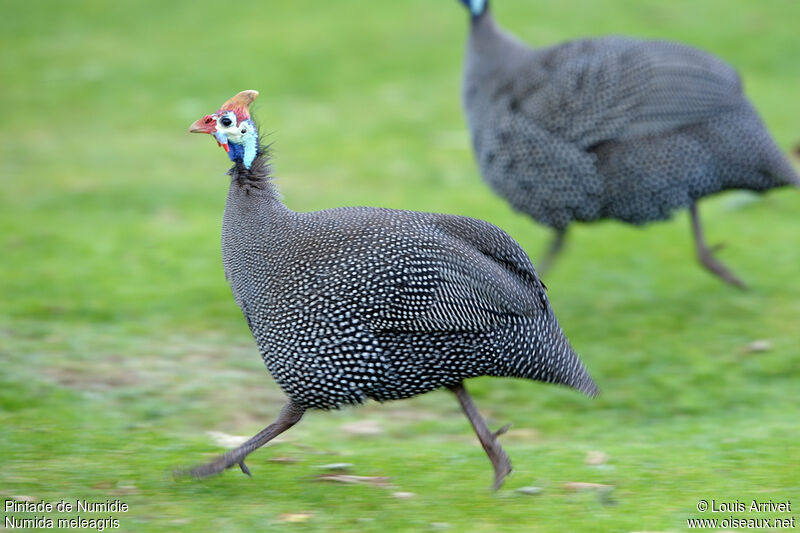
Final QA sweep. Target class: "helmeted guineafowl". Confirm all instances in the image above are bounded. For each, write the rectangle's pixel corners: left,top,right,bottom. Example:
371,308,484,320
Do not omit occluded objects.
184,90,598,489
458,0,800,288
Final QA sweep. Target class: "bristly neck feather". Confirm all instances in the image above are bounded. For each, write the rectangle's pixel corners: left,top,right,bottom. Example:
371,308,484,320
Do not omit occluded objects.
227,140,281,200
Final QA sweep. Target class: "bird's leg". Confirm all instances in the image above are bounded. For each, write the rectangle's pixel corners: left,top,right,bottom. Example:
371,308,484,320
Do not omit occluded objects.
537,227,567,276
184,401,305,479
449,382,512,490
689,203,747,290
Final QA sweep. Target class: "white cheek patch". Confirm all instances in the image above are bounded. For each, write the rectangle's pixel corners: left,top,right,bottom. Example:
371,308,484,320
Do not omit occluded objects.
217,123,243,142
214,112,245,142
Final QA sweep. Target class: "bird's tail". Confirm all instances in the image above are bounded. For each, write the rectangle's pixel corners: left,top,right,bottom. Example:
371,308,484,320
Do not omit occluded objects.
565,348,600,398
542,313,599,397
556,342,599,398
497,314,599,398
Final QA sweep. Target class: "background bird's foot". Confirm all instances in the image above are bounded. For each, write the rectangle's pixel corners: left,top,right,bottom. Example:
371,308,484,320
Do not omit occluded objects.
537,228,568,277
690,205,747,290
710,242,726,253
698,251,748,290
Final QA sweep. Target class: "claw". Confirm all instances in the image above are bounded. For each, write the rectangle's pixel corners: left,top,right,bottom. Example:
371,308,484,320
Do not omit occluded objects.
690,204,748,290
238,460,252,477
493,423,512,438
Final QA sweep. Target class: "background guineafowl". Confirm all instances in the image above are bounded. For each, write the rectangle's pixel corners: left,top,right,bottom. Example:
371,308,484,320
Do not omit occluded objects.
184,90,598,489
458,0,800,288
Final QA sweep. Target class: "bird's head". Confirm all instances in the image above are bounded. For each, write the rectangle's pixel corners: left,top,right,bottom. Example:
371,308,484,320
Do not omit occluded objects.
189,90,260,169
459,0,489,18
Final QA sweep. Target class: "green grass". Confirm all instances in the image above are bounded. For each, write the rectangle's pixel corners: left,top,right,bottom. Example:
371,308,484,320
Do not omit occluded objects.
2,1,799,531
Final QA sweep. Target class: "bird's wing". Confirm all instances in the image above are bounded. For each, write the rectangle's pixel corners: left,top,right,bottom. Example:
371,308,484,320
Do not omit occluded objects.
514,38,744,148
371,213,550,334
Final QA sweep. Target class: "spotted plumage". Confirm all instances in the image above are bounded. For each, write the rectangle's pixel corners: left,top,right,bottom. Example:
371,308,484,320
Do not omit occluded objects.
186,91,596,488
222,153,596,409
460,4,799,285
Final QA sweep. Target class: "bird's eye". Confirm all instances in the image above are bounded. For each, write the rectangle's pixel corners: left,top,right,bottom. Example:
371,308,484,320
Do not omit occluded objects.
220,116,233,127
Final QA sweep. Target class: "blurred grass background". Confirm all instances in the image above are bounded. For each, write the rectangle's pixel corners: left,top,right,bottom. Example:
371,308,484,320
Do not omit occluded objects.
1,0,799,531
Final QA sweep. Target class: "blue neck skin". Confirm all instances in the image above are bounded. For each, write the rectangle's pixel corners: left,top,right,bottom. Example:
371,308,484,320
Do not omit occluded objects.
223,119,258,169
462,0,488,18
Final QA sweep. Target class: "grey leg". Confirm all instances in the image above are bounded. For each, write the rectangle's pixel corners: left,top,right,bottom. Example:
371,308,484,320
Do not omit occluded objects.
449,382,512,490
185,401,305,478
537,227,567,275
690,203,747,289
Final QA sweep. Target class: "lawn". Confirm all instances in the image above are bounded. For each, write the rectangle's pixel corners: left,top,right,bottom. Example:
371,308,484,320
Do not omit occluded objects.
1,1,799,531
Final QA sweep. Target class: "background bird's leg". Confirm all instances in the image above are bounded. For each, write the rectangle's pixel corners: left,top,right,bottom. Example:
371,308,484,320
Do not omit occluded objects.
449,382,512,490
537,227,567,275
186,401,305,479
689,203,747,289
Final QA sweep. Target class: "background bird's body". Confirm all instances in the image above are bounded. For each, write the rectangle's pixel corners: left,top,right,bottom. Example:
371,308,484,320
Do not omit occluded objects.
464,16,797,231
461,7,798,286
221,158,596,411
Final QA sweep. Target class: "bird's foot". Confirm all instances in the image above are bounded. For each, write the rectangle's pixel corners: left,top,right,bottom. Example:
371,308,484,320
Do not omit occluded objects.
493,423,511,438
698,249,748,290
180,450,253,479
489,445,513,491
488,424,513,490
177,402,305,480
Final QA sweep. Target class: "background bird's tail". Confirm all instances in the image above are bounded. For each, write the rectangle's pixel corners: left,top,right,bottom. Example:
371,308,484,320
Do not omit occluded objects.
768,146,800,187
792,143,800,185
784,166,800,188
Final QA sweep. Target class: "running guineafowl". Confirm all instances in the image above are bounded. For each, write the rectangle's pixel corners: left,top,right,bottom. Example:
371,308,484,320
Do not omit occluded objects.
458,0,800,287
184,90,597,489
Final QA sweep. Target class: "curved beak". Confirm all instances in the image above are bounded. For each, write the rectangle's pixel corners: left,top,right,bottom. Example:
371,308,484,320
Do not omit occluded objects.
188,115,217,134
189,114,229,153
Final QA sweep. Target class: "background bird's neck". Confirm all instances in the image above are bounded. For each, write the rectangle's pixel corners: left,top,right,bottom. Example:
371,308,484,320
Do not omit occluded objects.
469,8,497,34
466,11,533,78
